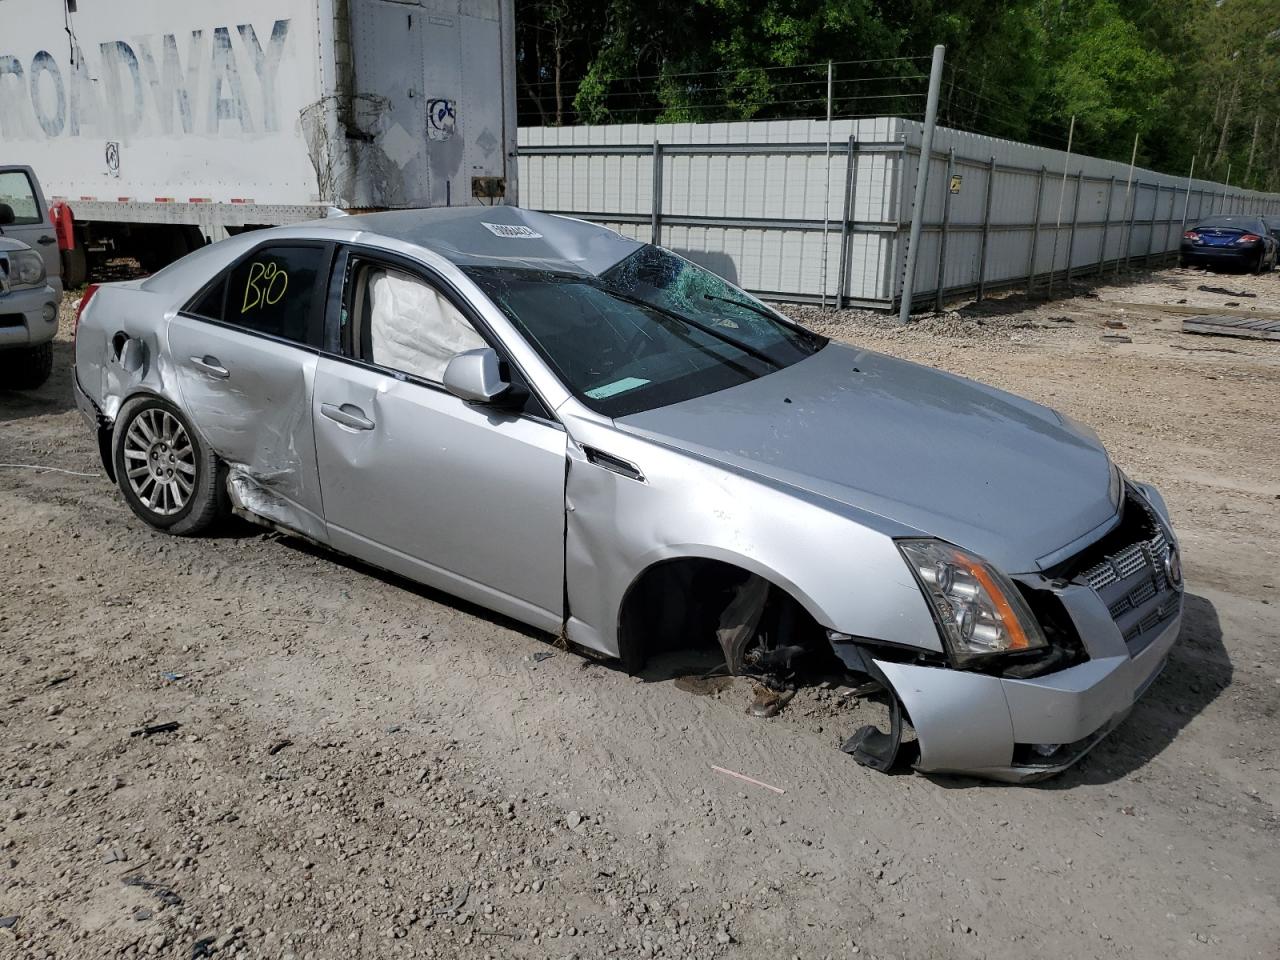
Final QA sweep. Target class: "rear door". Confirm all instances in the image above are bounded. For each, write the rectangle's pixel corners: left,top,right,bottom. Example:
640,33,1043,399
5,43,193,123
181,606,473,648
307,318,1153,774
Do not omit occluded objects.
311,248,566,632
166,242,333,541
0,166,59,282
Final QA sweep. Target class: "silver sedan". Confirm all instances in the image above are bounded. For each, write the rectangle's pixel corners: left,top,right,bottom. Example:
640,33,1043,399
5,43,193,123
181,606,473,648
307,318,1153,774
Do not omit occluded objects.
72,207,1183,782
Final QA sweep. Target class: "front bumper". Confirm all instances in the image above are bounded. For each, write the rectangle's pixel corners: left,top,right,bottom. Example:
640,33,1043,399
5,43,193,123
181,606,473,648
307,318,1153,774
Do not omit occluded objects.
874,482,1182,783
875,603,1180,782
0,281,60,349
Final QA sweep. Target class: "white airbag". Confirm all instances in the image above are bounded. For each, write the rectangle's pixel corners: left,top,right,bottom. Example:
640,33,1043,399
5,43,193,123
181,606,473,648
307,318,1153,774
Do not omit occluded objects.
368,269,484,382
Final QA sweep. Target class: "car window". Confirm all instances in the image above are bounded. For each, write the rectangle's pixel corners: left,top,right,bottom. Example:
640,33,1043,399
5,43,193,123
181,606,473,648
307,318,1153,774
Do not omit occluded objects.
465,245,826,417
344,260,486,383
185,245,327,347
0,170,41,225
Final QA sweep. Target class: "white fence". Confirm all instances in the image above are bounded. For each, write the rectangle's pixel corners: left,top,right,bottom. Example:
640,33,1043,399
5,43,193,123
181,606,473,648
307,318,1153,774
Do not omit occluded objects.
518,118,1280,310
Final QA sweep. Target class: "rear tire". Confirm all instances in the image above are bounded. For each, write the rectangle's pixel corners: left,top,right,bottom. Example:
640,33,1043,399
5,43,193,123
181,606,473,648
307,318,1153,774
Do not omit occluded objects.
0,342,53,389
112,395,226,535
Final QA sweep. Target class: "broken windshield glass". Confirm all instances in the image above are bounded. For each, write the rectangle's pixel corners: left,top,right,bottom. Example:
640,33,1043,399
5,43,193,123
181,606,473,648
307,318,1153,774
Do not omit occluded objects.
465,245,826,416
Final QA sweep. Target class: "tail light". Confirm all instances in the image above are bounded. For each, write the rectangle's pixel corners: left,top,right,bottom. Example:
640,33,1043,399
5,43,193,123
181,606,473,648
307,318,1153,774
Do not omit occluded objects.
1236,234,1262,244
74,283,100,339
1183,230,1200,242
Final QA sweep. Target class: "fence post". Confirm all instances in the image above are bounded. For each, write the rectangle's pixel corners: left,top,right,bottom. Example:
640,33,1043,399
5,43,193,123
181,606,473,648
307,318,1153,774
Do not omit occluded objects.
935,147,955,312
976,155,996,301
1098,176,1116,276
1146,183,1160,264
1123,182,1141,272
650,139,664,245
1027,166,1046,294
1065,169,1083,283
897,43,945,324
835,136,857,310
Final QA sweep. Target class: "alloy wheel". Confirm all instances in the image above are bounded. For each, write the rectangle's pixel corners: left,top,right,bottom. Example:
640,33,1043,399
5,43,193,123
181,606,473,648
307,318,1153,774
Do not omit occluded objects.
122,407,197,516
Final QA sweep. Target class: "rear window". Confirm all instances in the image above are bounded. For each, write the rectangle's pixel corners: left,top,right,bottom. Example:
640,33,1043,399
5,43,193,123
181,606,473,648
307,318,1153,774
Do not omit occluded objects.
184,244,329,347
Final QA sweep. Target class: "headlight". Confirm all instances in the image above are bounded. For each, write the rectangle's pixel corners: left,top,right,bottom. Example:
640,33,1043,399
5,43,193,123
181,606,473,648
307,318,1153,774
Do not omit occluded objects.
897,539,1047,667
8,250,46,289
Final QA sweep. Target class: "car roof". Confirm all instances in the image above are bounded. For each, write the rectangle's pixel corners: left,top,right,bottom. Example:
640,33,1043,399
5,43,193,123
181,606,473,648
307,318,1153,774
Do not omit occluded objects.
336,206,644,275
140,206,647,299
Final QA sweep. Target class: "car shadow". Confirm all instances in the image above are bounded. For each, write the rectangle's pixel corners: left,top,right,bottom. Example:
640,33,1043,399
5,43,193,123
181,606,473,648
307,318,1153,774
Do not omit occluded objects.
930,592,1229,790
0,340,77,423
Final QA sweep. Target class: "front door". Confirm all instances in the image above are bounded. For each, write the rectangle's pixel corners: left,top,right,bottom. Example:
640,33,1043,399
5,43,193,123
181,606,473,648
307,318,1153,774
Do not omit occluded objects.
311,252,565,632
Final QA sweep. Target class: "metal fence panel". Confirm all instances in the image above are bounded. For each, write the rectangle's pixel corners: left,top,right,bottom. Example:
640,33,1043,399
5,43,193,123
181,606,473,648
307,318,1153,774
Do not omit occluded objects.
519,118,1280,310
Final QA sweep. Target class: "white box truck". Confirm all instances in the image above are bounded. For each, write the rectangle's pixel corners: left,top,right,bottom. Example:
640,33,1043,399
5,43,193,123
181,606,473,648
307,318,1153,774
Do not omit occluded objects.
0,0,517,283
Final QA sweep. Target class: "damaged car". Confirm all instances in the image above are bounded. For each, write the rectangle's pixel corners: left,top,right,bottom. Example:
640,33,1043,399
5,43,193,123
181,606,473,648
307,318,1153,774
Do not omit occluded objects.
72,207,1184,782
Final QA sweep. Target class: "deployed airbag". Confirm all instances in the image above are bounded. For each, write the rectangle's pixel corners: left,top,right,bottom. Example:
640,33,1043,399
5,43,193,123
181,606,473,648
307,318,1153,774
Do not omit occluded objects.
368,269,485,382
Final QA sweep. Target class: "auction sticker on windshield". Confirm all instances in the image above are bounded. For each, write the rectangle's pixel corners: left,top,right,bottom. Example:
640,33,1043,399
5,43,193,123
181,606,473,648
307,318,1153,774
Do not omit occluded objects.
585,377,650,399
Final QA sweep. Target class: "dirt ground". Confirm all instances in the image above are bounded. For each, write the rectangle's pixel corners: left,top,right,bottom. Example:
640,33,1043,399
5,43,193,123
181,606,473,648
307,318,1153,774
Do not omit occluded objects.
1,265,1278,960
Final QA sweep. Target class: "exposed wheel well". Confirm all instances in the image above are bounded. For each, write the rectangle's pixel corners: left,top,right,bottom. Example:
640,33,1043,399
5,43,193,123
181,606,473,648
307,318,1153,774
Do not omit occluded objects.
615,557,827,674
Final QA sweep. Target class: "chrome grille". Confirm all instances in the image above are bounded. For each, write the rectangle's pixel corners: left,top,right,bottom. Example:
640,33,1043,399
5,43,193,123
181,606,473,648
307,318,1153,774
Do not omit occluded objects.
1082,526,1167,591
1077,500,1180,655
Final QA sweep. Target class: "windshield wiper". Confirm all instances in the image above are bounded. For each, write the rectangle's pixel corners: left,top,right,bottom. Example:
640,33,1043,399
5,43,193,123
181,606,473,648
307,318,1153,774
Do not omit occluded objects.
701,293,827,352
600,287,782,370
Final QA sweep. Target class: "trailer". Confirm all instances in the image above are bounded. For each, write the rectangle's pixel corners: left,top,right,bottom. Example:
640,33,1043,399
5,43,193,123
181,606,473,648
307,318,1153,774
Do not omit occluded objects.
0,0,517,284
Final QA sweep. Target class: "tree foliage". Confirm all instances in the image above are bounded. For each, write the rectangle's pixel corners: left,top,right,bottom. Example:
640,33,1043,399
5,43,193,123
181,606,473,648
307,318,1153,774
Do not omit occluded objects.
515,0,1280,189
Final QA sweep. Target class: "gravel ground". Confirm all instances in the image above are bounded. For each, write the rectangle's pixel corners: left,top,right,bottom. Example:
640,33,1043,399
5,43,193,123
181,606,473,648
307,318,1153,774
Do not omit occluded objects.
1,266,1278,960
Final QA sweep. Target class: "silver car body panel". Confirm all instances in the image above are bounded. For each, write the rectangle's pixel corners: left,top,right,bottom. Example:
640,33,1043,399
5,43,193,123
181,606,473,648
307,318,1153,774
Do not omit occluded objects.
72,206,1184,782
312,356,567,633
167,314,328,542
560,410,943,657
616,343,1116,576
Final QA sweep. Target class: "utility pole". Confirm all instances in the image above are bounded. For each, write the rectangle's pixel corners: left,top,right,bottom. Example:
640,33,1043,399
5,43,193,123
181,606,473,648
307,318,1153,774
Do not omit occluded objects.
897,44,945,324
1116,132,1139,277
1047,115,1075,299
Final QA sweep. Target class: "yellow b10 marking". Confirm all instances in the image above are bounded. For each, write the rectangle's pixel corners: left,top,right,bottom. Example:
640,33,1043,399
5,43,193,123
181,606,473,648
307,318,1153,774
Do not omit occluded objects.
242,261,289,313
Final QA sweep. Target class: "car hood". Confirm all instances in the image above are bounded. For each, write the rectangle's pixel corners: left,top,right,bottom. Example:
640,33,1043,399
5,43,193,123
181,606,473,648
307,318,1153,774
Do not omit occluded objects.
615,343,1116,572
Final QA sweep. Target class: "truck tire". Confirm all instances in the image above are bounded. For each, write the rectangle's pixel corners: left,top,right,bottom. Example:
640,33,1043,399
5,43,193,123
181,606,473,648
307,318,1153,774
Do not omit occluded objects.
1,342,53,390
61,246,88,288
112,396,227,535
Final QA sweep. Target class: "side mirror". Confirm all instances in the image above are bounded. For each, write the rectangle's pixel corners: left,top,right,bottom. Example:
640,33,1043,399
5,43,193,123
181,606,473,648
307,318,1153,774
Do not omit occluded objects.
442,347,509,404
0,204,13,226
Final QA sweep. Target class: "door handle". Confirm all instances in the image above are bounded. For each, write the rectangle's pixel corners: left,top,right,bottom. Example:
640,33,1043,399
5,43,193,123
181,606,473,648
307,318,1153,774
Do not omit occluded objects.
37,235,56,245
321,402,375,431
189,355,230,379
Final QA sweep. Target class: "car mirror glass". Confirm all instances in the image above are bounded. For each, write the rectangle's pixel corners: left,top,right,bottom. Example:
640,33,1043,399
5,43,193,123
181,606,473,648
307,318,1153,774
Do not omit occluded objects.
0,203,14,226
442,347,510,404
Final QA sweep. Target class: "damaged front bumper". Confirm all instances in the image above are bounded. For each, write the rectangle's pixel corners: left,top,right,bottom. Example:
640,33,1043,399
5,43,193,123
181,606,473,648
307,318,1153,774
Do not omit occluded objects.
873,589,1181,783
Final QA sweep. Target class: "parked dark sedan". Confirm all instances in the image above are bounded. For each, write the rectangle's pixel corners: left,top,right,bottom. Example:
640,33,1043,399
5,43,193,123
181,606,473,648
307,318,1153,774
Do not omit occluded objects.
1180,215,1278,272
